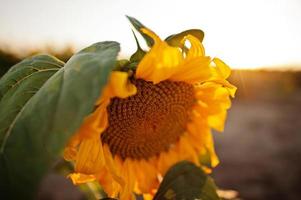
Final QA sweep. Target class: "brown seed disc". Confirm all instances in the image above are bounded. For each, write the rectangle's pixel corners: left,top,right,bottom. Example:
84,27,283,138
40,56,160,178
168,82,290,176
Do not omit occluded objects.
101,78,195,160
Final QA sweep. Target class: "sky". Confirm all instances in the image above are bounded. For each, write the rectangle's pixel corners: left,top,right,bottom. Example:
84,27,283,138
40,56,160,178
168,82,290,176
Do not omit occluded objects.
0,0,301,69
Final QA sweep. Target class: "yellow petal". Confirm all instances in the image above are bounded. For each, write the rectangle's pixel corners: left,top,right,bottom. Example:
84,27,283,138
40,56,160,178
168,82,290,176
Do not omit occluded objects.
208,111,227,132
96,71,137,105
204,132,219,167
209,58,237,97
158,147,180,175
178,135,199,165
167,35,211,83
78,102,109,139
170,56,212,84
188,116,219,167
68,173,96,185
75,138,105,175
119,159,136,200
136,28,183,83
186,122,206,152
212,58,231,78
183,34,205,59
194,123,219,168
194,83,232,131
63,147,78,161
213,79,237,98
103,145,125,188
134,159,159,193
108,71,137,98
98,167,121,198
64,98,109,161
63,134,81,161
143,194,154,200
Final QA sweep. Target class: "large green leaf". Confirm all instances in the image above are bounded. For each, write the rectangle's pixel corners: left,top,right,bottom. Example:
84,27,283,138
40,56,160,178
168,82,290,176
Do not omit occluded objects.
0,55,64,144
0,55,64,199
0,41,120,199
153,161,220,200
126,16,154,47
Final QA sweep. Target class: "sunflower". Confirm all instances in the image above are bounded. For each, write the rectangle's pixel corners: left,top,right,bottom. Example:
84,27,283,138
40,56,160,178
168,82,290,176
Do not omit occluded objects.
63,27,236,199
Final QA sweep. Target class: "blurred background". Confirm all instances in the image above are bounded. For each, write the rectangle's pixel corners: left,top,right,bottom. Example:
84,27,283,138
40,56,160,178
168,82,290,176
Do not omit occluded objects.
1,0,301,199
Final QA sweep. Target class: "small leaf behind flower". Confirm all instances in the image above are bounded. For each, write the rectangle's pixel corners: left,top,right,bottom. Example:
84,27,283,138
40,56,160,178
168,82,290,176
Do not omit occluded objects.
165,29,204,49
126,15,154,47
153,161,220,200
130,30,146,63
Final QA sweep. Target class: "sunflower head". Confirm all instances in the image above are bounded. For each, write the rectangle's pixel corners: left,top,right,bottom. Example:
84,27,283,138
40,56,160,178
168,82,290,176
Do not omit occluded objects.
64,17,236,200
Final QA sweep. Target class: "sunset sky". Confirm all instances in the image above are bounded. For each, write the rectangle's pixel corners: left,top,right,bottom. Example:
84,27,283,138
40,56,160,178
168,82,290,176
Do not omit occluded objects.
0,0,300,69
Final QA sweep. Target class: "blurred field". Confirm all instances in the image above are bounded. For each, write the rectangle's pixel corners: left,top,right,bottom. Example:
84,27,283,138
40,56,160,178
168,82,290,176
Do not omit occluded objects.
0,46,74,77
213,70,301,200
1,49,301,200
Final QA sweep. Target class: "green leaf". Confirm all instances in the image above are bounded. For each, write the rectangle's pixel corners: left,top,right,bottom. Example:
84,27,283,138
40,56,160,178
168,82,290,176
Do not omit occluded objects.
126,15,154,47
165,29,204,49
153,161,220,200
0,55,64,199
0,55,64,145
129,30,146,63
0,41,120,199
